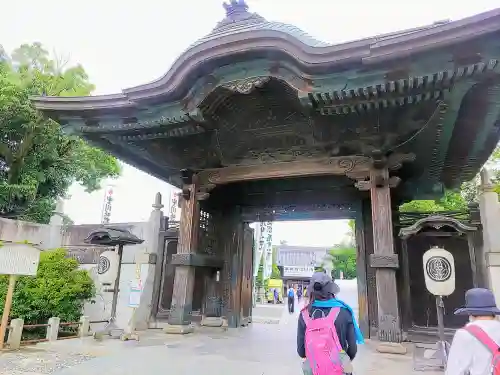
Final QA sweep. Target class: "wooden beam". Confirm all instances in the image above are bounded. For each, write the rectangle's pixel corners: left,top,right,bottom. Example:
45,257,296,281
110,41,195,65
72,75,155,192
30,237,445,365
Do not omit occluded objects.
198,156,371,185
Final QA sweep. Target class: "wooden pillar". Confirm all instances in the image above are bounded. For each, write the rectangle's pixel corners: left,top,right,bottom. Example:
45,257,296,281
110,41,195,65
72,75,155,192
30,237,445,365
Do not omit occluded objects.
368,167,402,343
166,172,200,333
355,212,370,338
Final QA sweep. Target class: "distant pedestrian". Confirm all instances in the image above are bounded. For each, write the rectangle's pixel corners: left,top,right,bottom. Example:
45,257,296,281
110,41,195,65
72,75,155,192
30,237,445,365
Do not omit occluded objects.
288,287,295,313
273,288,279,304
446,288,500,375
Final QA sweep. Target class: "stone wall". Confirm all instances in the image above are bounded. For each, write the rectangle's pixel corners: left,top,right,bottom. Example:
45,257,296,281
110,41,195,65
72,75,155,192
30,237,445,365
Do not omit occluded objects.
0,193,165,333
479,169,500,303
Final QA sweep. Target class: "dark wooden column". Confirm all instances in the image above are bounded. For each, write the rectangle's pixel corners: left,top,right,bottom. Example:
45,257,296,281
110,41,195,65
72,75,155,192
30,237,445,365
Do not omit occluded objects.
368,167,402,342
166,171,200,333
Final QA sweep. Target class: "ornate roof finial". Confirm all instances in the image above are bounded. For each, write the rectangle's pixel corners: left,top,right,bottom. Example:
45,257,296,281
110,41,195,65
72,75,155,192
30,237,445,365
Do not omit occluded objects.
223,0,249,18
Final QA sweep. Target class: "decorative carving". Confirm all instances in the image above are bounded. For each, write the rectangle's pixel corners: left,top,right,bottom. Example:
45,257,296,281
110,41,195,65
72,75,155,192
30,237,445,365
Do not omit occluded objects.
399,214,477,239
369,254,399,269
378,314,402,342
387,153,416,170
199,156,371,185
221,76,270,94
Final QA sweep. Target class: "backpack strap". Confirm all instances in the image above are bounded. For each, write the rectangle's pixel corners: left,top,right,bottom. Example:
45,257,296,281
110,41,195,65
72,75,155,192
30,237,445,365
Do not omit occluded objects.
465,324,500,354
301,307,311,326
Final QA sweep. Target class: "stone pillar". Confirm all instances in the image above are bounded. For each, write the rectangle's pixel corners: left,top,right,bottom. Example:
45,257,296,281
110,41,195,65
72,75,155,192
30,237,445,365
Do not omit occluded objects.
129,193,164,331
78,316,90,338
47,199,64,249
7,318,23,349
165,171,200,334
478,168,500,303
46,317,60,342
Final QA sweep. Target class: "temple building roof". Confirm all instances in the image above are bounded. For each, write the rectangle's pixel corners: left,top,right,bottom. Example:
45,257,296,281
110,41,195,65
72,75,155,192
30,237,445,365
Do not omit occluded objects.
31,3,500,200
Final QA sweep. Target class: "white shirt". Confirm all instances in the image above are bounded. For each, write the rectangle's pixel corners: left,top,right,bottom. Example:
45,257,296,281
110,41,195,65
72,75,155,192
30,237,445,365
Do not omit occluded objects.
445,319,500,375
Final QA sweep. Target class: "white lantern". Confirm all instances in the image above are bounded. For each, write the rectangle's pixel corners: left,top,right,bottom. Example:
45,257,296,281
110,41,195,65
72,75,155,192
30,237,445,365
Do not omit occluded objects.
422,246,456,296
97,250,120,285
0,243,41,276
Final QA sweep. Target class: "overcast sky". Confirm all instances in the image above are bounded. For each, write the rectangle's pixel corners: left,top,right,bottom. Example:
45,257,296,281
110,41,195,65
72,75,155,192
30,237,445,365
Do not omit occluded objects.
2,0,497,246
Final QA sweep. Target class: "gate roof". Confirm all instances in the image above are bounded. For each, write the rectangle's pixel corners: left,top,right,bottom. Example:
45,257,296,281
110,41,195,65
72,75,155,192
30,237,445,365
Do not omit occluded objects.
31,2,500,198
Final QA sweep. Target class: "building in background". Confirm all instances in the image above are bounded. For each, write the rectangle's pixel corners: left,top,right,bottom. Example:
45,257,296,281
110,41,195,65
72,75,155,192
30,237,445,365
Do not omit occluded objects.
276,244,330,291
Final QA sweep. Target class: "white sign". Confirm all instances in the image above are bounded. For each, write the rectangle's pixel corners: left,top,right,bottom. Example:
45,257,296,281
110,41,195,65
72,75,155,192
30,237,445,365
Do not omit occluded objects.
128,280,142,308
101,185,114,224
168,189,181,221
97,250,119,285
0,243,41,276
422,246,456,296
283,266,315,278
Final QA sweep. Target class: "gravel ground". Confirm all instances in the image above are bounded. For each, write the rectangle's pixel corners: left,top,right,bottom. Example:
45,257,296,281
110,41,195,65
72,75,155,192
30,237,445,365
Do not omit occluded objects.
0,350,95,375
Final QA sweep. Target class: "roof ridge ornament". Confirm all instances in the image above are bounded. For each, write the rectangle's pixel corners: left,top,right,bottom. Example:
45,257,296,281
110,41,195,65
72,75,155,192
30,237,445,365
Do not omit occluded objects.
223,0,249,17
212,0,266,32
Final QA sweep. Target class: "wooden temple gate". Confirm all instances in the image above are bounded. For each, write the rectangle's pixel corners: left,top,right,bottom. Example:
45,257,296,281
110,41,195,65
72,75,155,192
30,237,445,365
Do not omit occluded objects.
31,2,500,343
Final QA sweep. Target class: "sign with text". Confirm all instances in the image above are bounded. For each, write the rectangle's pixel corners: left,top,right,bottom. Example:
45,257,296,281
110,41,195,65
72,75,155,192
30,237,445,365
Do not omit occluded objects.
0,243,40,276
283,266,315,278
422,246,456,296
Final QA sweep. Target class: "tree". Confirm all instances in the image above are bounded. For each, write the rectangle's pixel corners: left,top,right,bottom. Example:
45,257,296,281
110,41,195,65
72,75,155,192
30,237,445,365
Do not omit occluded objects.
327,243,357,280
399,144,500,213
0,248,95,327
0,43,120,223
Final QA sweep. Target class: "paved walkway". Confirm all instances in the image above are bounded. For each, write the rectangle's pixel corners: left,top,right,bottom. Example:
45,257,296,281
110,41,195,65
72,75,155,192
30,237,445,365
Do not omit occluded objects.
0,303,441,374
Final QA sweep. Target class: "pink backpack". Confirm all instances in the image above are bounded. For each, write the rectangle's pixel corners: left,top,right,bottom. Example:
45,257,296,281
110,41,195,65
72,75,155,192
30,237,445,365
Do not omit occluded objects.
301,307,344,375
465,325,500,375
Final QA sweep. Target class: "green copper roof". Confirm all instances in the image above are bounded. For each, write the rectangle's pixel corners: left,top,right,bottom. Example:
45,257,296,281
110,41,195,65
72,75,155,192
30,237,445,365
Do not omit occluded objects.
188,0,330,49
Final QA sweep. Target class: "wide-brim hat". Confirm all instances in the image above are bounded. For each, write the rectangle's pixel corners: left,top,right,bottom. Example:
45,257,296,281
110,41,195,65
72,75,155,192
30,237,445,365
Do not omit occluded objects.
454,288,500,316
307,271,340,297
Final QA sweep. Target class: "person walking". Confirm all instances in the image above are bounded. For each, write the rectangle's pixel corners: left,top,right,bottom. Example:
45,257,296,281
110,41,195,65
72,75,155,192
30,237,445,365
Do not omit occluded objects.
297,272,364,375
288,286,295,313
446,288,500,375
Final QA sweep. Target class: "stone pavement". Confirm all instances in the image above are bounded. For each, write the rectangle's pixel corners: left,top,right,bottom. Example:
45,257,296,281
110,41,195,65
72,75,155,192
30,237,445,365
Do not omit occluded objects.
0,303,442,375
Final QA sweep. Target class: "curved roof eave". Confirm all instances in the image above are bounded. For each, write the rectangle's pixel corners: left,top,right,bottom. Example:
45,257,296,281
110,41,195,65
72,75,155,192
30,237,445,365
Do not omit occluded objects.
31,7,500,111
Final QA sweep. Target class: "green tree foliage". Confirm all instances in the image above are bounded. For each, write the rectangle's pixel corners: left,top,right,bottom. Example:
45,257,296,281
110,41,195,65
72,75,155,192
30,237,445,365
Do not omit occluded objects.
327,244,357,280
399,144,500,213
0,43,120,223
0,248,95,325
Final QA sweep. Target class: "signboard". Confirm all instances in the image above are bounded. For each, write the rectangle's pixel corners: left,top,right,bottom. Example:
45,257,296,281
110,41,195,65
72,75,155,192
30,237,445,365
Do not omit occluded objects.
283,266,315,278
0,243,41,276
101,185,114,224
168,189,181,221
422,246,456,296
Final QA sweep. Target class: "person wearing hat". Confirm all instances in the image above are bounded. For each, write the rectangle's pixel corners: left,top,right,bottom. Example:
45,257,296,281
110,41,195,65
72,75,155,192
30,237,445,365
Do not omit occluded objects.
446,288,500,375
297,272,364,374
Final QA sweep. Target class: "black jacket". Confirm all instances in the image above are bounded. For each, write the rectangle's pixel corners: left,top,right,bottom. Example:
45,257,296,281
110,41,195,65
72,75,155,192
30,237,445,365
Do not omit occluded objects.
297,306,358,361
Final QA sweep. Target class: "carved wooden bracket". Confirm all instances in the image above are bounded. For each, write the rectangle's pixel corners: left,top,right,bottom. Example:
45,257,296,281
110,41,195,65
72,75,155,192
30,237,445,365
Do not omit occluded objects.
355,176,401,191
369,254,399,269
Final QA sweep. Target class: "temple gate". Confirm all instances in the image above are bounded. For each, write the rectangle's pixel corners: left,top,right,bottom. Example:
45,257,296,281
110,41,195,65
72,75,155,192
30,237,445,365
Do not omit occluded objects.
32,2,500,343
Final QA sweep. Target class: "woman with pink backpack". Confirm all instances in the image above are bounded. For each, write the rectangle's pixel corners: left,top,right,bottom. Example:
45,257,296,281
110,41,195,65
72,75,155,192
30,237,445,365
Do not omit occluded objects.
297,272,364,375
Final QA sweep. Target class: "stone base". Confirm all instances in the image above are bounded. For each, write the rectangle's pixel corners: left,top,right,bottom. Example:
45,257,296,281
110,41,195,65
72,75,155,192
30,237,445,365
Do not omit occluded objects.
200,317,223,327
376,342,408,355
163,324,194,335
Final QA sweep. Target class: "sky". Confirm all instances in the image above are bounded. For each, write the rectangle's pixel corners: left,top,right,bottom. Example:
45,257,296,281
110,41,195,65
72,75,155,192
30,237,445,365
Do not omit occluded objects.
1,0,497,246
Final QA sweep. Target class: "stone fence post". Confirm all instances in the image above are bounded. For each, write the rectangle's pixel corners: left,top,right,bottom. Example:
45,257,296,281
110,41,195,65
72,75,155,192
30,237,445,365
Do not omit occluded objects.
7,318,23,349
78,316,90,338
46,317,60,342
